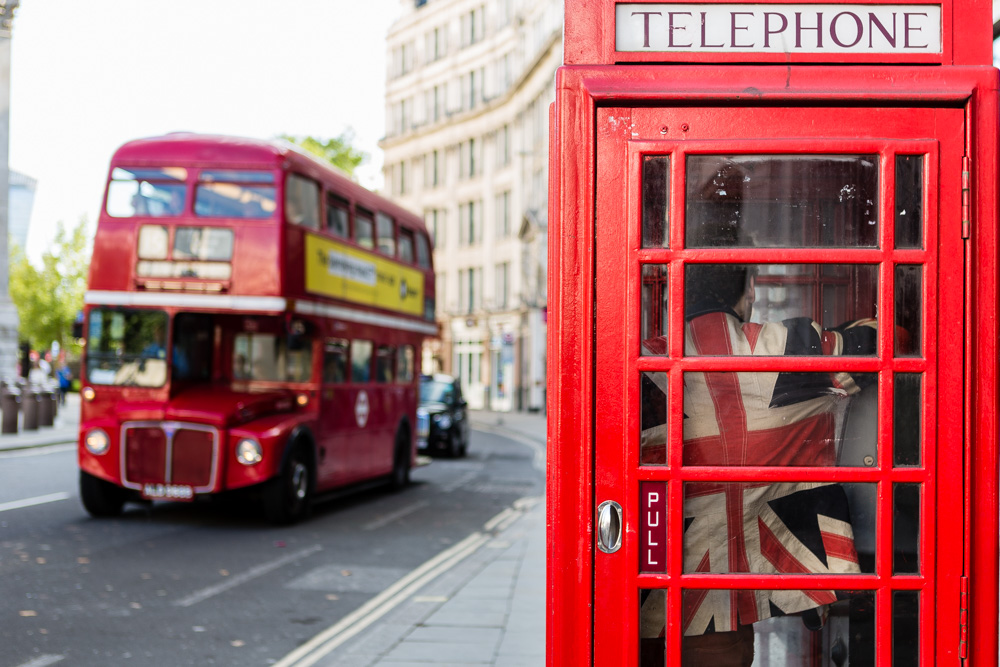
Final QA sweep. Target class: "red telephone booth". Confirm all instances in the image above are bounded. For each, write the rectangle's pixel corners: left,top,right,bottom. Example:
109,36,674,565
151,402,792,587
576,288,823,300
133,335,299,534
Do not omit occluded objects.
547,2,999,665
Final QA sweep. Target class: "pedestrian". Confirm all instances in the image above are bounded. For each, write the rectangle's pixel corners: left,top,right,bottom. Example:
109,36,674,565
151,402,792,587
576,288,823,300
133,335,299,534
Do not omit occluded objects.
57,363,72,404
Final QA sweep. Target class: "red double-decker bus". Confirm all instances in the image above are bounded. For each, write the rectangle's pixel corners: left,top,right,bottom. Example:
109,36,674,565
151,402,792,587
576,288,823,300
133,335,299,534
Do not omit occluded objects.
78,133,436,523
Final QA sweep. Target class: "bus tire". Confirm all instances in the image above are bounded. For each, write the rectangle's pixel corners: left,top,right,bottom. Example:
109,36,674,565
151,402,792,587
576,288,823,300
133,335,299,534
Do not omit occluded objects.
80,471,126,518
390,426,411,491
265,443,313,525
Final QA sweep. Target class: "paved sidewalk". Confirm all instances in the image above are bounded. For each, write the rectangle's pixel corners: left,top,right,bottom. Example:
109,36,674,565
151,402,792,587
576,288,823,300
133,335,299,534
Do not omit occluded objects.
0,390,80,452
300,409,547,667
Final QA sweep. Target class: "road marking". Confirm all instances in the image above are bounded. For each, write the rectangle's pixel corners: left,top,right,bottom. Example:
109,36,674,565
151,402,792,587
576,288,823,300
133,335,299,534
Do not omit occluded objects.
442,469,479,493
362,500,429,531
471,424,546,471
273,531,491,667
13,656,65,667
172,545,322,608
0,492,71,514
0,444,76,459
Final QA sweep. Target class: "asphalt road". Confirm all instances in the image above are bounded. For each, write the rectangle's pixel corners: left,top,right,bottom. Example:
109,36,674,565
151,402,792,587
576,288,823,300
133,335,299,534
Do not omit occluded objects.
0,428,544,667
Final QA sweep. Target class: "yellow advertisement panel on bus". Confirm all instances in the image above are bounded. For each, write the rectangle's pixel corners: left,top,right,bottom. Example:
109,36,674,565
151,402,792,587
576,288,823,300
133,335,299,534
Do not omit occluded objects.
305,234,424,316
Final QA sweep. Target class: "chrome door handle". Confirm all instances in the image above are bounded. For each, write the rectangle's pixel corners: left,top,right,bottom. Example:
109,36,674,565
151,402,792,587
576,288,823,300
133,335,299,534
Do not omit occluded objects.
596,500,623,553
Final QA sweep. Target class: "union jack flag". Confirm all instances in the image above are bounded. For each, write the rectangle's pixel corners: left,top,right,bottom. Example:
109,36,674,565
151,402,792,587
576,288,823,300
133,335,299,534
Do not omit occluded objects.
640,309,873,637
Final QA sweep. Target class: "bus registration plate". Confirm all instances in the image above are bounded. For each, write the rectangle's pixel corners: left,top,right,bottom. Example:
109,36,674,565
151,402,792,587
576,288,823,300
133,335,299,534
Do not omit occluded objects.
142,483,195,501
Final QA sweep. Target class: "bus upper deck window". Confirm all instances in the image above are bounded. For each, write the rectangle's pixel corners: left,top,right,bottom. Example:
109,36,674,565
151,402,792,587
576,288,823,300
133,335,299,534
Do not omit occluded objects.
107,167,187,218
415,233,431,268
326,194,350,238
356,209,375,249
285,174,320,228
398,228,415,263
195,170,276,219
376,213,396,256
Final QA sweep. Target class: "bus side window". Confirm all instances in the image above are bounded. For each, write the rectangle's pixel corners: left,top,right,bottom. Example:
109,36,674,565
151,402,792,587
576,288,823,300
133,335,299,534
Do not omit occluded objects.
399,228,415,264
286,173,320,228
376,345,395,383
415,232,431,268
326,194,350,238
376,213,396,256
324,339,348,383
351,340,373,382
397,345,415,383
356,209,375,249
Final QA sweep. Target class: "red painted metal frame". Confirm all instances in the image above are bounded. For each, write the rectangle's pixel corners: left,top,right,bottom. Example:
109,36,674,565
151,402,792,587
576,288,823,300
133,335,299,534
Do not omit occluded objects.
564,0,990,66
547,65,999,666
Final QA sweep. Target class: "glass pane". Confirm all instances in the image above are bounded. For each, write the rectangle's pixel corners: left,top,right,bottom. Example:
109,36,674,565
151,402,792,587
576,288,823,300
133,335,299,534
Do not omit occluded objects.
199,169,273,183
895,265,921,356
326,196,350,237
195,183,276,219
285,174,320,228
356,211,375,249
377,212,397,256
137,225,169,259
684,481,874,574
892,591,919,665
173,227,234,261
642,155,670,248
640,372,668,466
641,265,669,355
637,589,875,666
894,374,921,466
686,155,878,248
640,482,667,573
351,339,372,382
683,372,876,467
108,180,187,218
895,155,923,249
683,264,878,354
893,483,920,574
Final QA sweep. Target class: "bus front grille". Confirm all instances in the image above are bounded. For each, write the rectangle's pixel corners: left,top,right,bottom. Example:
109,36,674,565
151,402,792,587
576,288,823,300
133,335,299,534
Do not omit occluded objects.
121,422,219,492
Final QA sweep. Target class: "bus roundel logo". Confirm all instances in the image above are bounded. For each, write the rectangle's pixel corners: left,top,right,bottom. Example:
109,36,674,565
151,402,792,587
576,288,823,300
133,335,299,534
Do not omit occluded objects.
355,390,370,428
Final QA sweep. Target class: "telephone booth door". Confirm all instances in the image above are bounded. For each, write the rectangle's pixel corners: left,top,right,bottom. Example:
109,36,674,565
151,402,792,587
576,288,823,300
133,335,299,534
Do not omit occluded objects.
593,105,966,665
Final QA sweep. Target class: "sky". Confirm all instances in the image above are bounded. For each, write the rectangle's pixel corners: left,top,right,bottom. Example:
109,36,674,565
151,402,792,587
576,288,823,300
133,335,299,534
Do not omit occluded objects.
9,0,400,262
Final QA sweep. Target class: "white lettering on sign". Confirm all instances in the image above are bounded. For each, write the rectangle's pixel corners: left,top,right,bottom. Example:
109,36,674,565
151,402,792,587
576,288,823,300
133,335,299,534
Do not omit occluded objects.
616,4,942,54
646,491,660,566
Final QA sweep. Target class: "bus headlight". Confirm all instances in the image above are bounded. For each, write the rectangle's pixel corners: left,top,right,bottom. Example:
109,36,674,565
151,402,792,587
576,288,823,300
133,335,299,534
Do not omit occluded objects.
236,438,263,466
84,429,110,455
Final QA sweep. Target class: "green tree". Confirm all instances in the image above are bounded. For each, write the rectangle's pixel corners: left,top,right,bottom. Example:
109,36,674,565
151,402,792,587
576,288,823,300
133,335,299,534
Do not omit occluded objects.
280,130,368,176
9,217,90,354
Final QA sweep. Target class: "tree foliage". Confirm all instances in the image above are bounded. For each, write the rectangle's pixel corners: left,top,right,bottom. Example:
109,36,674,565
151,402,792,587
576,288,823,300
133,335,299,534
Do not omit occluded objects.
9,217,90,354
280,130,368,176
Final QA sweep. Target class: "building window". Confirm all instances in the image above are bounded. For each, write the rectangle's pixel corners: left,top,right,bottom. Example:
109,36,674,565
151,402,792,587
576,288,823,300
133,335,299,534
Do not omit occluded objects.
495,262,509,309
460,267,481,314
426,208,446,248
498,124,511,167
495,191,511,238
459,201,480,246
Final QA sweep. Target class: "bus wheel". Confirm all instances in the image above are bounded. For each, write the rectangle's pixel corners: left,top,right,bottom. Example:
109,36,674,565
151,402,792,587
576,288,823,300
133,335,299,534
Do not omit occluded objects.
390,428,411,491
265,445,312,525
80,471,126,518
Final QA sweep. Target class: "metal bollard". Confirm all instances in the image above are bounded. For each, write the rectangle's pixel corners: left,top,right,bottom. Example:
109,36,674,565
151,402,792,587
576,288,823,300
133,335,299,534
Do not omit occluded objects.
39,391,54,427
22,390,39,431
1,389,19,434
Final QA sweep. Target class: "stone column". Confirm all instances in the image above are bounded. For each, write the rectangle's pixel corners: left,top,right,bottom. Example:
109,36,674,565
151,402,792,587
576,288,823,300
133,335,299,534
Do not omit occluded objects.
0,1,19,380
